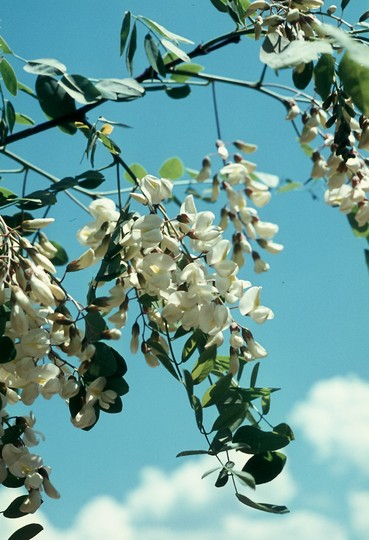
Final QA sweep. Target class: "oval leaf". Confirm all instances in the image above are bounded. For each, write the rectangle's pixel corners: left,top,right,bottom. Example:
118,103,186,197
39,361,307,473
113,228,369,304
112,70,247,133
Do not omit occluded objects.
144,34,166,77
165,85,191,99
314,53,335,100
243,451,286,485
0,58,17,95
159,157,184,180
120,11,131,56
3,495,29,518
24,58,66,76
8,523,44,540
59,74,101,105
124,163,148,183
0,336,16,363
338,52,369,115
35,75,76,134
138,16,193,44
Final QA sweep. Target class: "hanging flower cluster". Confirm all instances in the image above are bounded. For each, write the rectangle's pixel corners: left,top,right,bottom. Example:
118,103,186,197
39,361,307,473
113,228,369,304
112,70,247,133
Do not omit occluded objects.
0,213,128,514
241,1,369,228
210,140,283,272
77,160,278,379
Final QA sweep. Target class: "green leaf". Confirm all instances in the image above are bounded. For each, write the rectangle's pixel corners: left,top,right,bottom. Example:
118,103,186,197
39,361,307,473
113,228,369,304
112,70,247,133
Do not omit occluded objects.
156,352,180,380
17,82,35,96
105,376,129,396
183,369,194,404
98,132,121,155
171,63,204,83
0,36,13,54
76,170,105,189
341,0,350,9
277,180,302,193
338,52,369,115
0,58,17,95
292,61,313,90
365,249,369,273
243,451,286,485
124,163,148,183
215,467,229,488
182,330,203,363
314,54,335,100
159,156,184,180
359,10,369,23
59,74,101,105
260,33,332,69
138,16,193,45
3,495,29,518
14,113,35,125
120,11,131,56
232,468,256,489
211,402,248,432
20,190,57,210
35,75,77,134
7,523,44,540
165,85,191,99
176,449,210,457
144,34,166,77
202,373,233,407
191,344,217,384
49,177,78,192
126,23,137,76
236,492,289,514
94,78,144,101
250,362,260,388
160,39,190,63
209,0,228,12
191,395,203,430
232,425,291,454
2,471,25,488
261,393,271,415
0,305,7,337
49,241,69,266
0,336,16,363
87,342,118,378
24,58,66,76
6,100,16,132
103,396,122,414
273,422,295,441
85,310,107,343
347,210,369,238
0,187,17,208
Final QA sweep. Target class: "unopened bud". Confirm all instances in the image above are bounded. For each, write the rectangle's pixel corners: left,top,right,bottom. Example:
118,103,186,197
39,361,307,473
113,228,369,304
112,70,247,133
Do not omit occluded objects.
233,140,257,154
22,218,55,231
66,248,95,272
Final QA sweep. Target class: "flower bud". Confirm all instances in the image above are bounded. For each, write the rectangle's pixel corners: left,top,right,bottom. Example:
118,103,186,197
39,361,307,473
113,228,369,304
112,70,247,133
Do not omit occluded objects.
22,218,55,231
66,248,95,272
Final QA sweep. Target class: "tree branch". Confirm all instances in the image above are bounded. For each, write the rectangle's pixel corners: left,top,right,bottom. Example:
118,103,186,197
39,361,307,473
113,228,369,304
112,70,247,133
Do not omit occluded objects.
0,27,254,147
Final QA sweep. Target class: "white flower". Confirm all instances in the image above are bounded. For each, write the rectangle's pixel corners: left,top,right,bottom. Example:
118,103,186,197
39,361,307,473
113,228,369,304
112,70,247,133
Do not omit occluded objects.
239,286,274,323
221,163,249,185
89,198,120,222
18,328,50,358
133,175,173,205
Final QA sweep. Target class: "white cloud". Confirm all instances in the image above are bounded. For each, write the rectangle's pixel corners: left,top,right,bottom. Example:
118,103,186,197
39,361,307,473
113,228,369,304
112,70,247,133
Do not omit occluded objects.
0,456,349,540
348,490,369,540
290,375,369,475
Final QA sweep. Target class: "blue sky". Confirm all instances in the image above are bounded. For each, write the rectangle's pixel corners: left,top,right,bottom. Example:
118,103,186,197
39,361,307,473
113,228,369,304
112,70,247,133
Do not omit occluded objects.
1,1,369,539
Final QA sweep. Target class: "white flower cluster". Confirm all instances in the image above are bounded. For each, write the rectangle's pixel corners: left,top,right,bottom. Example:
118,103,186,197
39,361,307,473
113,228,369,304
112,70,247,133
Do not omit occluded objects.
287,104,369,228
243,0,324,40
79,169,276,375
195,140,283,273
0,213,120,512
